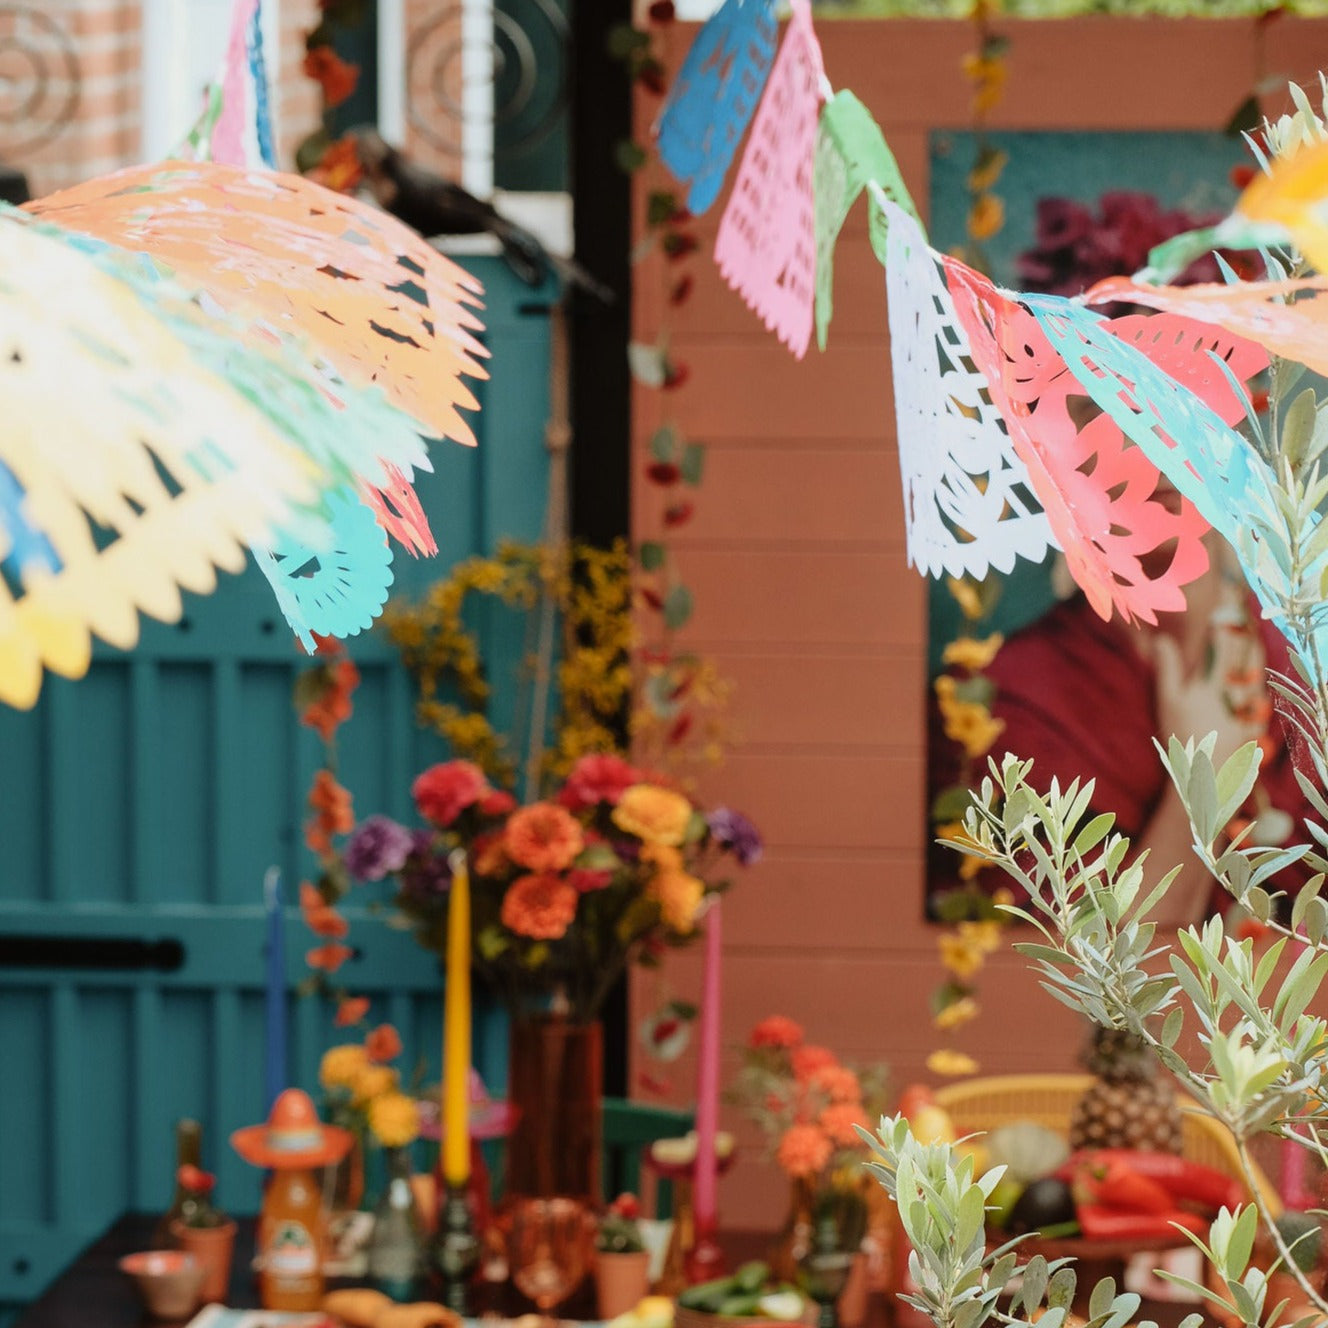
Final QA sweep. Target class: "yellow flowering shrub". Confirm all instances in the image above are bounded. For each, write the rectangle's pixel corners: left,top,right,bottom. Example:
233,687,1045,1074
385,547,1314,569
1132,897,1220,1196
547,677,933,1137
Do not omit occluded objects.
320,1044,369,1092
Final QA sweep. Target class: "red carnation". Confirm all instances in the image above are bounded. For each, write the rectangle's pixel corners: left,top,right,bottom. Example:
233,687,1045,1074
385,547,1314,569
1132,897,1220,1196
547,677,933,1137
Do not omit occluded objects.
412,760,490,827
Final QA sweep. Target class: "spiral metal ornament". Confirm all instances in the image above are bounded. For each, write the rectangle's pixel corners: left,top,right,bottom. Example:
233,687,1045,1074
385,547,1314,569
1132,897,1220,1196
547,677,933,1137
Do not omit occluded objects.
406,0,567,167
0,4,80,157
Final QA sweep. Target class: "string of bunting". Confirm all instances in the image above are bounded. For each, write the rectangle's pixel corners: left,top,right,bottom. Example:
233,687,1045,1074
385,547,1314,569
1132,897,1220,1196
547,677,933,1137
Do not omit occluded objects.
653,0,1328,672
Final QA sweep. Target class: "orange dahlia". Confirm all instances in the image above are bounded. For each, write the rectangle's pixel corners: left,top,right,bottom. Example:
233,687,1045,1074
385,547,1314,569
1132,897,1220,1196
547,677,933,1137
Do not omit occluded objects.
501,873,579,940
504,801,585,872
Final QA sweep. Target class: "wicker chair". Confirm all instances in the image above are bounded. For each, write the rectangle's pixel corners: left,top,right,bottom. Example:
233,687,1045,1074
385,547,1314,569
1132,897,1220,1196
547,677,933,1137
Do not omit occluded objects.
932,1072,1281,1216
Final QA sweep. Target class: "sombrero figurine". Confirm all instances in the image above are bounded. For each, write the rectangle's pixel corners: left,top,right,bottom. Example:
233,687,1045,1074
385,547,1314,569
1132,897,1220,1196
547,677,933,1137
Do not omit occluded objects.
232,1088,353,1169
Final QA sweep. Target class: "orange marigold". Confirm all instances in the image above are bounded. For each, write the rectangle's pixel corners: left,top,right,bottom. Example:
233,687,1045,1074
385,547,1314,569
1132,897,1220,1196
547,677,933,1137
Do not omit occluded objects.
612,784,693,846
809,1064,861,1104
819,1102,863,1147
307,943,354,973
309,769,355,834
299,880,348,938
791,1044,839,1084
501,873,579,940
335,996,370,1027
504,801,585,872
776,1122,832,1180
365,1023,402,1063
750,1015,804,1049
302,45,359,108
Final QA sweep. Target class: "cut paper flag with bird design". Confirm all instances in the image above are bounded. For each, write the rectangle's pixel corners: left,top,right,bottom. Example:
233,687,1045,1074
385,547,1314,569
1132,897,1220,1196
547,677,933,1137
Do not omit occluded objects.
0,219,336,710
655,0,779,217
176,0,277,169
714,0,823,359
814,90,916,351
881,200,1054,580
942,255,1255,626
1020,294,1328,672
1084,271,1328,380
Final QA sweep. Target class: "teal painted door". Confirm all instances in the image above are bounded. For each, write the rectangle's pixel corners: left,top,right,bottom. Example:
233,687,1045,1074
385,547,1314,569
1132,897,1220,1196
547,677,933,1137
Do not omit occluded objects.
0,259,557,1312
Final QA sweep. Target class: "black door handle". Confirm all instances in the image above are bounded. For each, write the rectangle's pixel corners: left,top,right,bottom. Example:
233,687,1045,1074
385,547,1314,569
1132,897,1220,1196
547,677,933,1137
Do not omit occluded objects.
0,935,186,972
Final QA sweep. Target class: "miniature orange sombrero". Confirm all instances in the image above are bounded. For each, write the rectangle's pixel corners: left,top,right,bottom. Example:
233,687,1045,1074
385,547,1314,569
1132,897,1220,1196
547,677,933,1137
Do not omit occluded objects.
231,1088,353,1170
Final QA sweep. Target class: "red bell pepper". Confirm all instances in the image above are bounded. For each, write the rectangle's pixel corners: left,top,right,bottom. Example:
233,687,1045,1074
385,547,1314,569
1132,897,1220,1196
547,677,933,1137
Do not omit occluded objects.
1071,1156,1172,1214
1076,1205,1209,1242
1057,1150,1244,1212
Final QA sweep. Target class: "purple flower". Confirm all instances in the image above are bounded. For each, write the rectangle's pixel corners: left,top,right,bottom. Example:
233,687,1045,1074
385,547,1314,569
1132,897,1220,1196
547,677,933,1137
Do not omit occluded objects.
707,807,763,867
344,815,414,881
399,830,451,901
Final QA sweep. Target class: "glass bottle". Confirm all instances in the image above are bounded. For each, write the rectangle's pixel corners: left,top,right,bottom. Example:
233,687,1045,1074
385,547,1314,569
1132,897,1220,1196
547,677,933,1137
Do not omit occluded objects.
257,1166,325,1310
152,1119,203,1247
369,1147,423,1301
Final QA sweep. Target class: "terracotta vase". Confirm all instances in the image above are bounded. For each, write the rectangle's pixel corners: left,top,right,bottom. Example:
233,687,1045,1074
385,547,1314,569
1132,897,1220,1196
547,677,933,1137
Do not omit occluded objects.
505,1015,603,1200
171,1218,237,1304
594,1250,651,1319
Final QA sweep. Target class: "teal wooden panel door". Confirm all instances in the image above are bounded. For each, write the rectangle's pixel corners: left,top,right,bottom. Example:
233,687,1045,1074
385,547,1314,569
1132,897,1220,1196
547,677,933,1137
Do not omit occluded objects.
0,259,557,1312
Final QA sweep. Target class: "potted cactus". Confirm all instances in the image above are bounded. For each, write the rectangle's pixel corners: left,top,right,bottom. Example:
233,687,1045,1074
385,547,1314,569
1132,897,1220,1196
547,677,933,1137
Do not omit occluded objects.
169,1165,237,1304
595,1193,651,1319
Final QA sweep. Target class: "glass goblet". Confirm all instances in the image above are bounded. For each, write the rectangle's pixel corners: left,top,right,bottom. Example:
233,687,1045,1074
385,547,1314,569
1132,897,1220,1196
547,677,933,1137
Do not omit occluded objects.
508,1196,591,1326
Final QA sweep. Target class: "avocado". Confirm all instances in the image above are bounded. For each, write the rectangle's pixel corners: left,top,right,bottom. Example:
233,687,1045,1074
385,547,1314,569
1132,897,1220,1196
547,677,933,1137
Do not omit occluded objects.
1008,1177,1077,1235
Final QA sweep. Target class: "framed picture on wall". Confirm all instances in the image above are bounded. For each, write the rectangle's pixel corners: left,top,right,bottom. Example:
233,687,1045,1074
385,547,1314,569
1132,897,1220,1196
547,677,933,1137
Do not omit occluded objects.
922,129,1315,926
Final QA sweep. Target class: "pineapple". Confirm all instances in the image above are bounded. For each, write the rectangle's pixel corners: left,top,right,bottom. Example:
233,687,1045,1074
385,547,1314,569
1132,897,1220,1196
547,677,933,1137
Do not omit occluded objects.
1068,1024,1184,1153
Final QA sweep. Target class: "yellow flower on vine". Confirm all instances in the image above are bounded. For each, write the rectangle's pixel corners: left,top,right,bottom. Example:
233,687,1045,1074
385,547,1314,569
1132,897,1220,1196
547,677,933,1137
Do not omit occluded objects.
958,920,1002,956
934,996,979,1031
946,576,984,621
927,1049,980,1077
939,929,987,981
934,677,1005,759
941,634,1004,673
940,632,998,674
968,193,1005,242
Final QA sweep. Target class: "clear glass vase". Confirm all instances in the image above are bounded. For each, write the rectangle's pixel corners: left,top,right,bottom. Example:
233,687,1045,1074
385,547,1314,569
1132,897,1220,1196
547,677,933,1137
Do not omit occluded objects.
369,1147,424,1301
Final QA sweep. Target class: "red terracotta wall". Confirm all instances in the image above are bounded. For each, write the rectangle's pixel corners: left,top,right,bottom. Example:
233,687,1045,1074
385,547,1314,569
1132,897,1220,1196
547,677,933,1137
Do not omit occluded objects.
630,15,1328,1229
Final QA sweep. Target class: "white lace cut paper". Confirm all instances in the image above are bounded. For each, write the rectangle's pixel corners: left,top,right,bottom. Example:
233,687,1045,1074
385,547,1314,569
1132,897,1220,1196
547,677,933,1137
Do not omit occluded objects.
882,201,1055,579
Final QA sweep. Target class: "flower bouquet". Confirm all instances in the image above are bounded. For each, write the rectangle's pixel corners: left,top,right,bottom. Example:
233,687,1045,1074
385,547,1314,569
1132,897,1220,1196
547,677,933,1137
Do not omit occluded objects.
345,752,760,1197
728,1018,888,1282
345,754,760,1025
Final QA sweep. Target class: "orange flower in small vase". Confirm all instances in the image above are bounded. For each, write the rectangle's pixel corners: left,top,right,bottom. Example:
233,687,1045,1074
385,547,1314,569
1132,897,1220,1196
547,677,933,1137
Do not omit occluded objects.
776,1123,833,1180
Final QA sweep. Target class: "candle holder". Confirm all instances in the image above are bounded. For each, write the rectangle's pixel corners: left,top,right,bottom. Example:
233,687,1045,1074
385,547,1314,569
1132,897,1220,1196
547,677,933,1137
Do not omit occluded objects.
683,1216,726,1285
434,1183,480,1315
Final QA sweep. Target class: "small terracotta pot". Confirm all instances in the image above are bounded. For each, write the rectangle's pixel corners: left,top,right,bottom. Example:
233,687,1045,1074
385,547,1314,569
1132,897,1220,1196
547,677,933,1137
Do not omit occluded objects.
171,1218,237,1303
595,1249,651,1319
119,1250,205,1319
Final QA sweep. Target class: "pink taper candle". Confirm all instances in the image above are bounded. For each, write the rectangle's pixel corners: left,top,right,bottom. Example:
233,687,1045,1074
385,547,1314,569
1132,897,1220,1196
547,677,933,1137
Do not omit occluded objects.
694,896,722,1229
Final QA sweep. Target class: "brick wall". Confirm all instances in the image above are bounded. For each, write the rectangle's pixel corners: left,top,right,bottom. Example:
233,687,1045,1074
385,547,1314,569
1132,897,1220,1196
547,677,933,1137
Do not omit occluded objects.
275,0,322,167
0,0,142,197
631,15,1328,1229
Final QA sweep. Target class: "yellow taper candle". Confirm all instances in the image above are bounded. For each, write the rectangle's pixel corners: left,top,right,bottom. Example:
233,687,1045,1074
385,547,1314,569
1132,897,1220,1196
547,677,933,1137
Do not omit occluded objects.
442,848,471,1186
